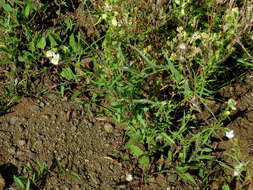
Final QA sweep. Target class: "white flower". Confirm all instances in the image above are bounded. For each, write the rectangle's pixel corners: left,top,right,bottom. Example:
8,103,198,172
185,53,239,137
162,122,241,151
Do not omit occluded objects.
104,3,112,11
233,170,239,177
45,50,55,58
51,53,60,65
233,163,244,177
225,130,235,139
227,98,237,111
126,174,133,182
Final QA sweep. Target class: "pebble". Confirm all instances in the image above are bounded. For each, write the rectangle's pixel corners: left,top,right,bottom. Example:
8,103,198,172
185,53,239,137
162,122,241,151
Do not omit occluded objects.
103,123,114,133
51,114,57,120
17,139,26,147
41,114,50,120
39,102,45,107
88,122,93,127
9,116,18,125
30,105,40,112
167,173,177,183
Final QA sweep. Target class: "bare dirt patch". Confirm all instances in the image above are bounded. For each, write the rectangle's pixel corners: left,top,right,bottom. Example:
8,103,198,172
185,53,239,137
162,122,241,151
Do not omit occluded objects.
0,95,173,189
0,95,126,189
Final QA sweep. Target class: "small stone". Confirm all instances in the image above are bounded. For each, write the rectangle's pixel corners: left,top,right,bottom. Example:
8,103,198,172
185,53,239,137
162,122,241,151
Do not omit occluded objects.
88,122,93,127
30,105,40,112
39,102,45,107
41,114,50,120
126,174,133,182
17,139,26,147
103,123,114,133
167,173,177,183
51,114,57,120
9,116,18,125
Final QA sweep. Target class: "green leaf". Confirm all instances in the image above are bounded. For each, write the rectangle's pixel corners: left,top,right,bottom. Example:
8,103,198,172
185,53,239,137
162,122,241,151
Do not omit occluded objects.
48,33,57,48
60,67,76,80
221,184,231,190
37,36,46,49
23,1,35,18
69,171,81,180
156,133,175,145
177,172,196,185
195,154,215,161
165,56,184,84
14,176,26,189
69,33,77,53
65,17,73,31
2,3,12,12
139,156,150,169
127,145,144,157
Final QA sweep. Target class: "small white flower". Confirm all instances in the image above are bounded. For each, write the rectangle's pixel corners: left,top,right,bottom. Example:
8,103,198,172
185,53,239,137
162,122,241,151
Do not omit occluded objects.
227,98,237,111
45,50,55,58
225,130,235,139
126,174,133,182
233,163,244,177
233,170,239,177
51,53,60,65
104,3,112,10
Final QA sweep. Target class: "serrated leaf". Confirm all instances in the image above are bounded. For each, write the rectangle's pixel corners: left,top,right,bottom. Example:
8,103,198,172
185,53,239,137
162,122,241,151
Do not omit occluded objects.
221,184,231,190
48,34,57,48
127,145,144,157
60,67,76,81
69,171,81,180
139,156,149,169
69,33,77,53
23,1,35,18
37,36,46,49
177,172,196,185
3,3,12,12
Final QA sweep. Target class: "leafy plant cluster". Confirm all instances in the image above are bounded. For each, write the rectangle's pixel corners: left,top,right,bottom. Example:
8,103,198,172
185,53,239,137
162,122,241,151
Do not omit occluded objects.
0,0,252,189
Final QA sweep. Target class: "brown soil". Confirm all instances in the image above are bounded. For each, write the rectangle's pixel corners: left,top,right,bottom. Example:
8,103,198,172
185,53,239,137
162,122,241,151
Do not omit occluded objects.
0,94,172,190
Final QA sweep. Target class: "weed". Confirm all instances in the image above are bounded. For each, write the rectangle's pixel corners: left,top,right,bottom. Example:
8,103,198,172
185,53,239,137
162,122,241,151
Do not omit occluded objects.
1,0,253,189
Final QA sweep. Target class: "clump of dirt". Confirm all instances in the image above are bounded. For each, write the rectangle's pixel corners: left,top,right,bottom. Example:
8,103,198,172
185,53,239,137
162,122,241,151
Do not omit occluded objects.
0,94,172,189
